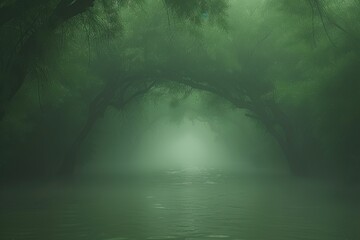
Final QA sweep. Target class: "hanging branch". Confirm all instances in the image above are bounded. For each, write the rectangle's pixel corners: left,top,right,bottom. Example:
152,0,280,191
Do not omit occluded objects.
307,0,317,46
312,0,337,47
307,0,360,46
3,0,96,106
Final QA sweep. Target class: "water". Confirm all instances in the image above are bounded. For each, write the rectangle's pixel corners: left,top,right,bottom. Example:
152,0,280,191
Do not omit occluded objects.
0,170,359,240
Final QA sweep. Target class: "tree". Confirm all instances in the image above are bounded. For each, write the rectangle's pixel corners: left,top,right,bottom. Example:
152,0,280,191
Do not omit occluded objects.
1,0,360,180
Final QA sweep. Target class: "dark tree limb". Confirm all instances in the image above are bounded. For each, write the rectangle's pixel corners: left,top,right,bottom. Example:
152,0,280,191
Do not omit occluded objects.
58,76,156,176
58,67,306,176
167,75,305,175
1,0,96,119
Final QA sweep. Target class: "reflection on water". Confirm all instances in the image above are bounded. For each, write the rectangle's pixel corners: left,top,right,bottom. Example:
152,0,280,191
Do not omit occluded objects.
0,170,359,240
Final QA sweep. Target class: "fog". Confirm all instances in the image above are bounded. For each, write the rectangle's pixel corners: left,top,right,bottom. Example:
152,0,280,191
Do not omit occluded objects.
79,90,288,178
0,0,359,239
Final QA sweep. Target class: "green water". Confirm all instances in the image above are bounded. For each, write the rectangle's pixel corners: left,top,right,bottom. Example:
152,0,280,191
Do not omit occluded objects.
0,171,359,240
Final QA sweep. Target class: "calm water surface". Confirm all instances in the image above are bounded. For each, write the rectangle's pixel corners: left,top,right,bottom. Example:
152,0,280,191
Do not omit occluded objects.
0,170,359,240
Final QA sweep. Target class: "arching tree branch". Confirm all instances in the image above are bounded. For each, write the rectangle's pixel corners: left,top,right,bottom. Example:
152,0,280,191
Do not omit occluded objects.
1,0,96,120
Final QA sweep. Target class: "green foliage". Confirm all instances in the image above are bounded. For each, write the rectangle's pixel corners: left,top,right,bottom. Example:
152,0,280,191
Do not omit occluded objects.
1,0,360,181
164,0,229,28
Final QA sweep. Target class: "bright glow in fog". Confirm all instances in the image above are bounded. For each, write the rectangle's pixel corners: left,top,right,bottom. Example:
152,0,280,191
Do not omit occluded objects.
164,131,212,170
82,103,289,176
132,119,231,173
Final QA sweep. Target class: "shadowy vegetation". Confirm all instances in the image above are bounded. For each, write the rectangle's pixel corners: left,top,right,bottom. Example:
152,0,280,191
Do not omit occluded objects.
0,0,359,183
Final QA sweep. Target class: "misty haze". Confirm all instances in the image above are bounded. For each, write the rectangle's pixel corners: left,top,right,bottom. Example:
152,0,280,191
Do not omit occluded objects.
0,0,359,240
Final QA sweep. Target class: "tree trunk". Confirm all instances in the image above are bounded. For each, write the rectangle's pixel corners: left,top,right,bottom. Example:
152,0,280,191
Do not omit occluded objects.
266,105,308,176
58,114,99,176
1,0,96,119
